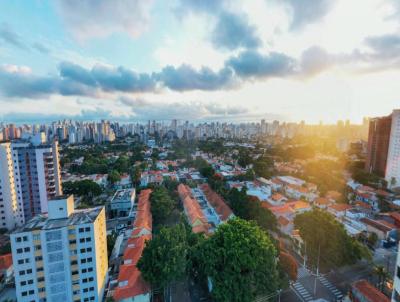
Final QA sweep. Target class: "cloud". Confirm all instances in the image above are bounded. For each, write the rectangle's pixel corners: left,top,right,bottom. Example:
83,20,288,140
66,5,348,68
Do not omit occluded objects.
211,12,261,50
299,46,333,76
119,97,251,121
226,50,296,78
277,0,335,30
156,64,236,91
176,0,260,51
364,34,400,60
0,23,28,50
55,0,153,41
32,42,50,54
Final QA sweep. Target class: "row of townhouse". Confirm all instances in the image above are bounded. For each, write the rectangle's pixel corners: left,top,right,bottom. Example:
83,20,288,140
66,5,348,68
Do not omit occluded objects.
178,184,234,235
112,189,153,302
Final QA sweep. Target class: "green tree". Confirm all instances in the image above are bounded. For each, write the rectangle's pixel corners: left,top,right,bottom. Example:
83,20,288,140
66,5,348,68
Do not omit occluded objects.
108,170,121,185
228,188,277,232
196,218,279,302
137,224,188,291
150,187,176,225
62,180,102,197
294,209,370,270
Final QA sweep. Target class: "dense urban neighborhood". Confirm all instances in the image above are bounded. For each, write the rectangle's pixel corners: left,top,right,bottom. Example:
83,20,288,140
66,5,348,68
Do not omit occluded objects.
0,112,399,302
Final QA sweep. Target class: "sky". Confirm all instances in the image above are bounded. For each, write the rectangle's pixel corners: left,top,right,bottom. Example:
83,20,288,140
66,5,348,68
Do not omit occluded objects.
0,0,399,124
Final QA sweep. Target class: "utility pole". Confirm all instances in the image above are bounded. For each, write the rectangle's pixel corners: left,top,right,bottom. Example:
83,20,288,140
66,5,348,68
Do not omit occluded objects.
313,243,321,296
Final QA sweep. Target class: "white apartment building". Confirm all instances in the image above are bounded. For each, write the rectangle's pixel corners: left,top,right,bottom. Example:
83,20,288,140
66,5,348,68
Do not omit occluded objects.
12,140,62,222
0,142,24,229
386,109,400,189
11,195,108,302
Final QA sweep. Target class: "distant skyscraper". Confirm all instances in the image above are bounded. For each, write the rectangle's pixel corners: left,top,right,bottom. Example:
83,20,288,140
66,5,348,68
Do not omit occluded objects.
386,110,400,188
365,115,392,177
11,195,108,302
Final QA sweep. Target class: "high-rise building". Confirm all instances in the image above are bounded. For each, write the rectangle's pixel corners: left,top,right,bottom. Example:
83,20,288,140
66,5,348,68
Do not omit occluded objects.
12,141,62,221
365,115,392,177
386,110,400,188
0,142,24,229
11,195,108,302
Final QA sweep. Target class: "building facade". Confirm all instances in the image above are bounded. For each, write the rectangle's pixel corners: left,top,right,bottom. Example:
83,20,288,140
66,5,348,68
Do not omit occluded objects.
0,142,23,229
11,195,108,302
365,115,392,177
386,110,400,189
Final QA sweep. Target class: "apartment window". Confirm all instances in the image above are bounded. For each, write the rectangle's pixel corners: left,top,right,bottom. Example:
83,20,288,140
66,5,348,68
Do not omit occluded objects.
69,239,76,244
85,227,90,232
33,234,40,241
71,260,78,265
37,277,44,282
21,281,27,286
79,228,84,233
17,248,23,254
35,256,43,261
18,259,24,265
86,237,91,242
68,229,75,235
23,236,28,241
19,270,25,276
27,269,32,274
38,288,45,293
16,237,22,243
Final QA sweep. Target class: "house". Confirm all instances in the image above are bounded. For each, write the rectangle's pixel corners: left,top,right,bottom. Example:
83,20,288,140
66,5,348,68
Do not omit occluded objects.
314,197,331,209
0,253,13,283
110,188,136,218
286,200,312,214
277,216,293,235
199,184,234,222
268,193,288,206
326,190,342,203
327,204,352,218
350,280,390,302
359,218,398,240
113,189,152,302
178,184,210,234
115,174,133,190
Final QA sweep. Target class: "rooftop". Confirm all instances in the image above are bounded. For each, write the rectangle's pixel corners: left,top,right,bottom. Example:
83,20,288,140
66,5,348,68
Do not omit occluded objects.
13,206,104,233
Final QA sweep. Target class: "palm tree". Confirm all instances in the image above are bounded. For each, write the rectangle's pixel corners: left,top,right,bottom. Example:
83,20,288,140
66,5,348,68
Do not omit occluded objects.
373,265,389,291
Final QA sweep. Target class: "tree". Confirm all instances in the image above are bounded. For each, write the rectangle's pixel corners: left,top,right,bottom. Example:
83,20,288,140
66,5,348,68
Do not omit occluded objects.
279,251,298,281
62,180,102,198
367,232,378,248
294,209,371,271
196,218,279,302
227,188,277,232
107,232,117,258
137,224,188,291
150,187,176,225
108,170,121,185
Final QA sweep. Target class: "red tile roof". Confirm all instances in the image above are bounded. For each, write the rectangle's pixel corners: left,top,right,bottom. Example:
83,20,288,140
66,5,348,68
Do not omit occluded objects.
200,184,233,221
0,254,12,270
351,280,390,302
278,216,290,226
113,189,152,301
178,184,209,234
328,203,352,212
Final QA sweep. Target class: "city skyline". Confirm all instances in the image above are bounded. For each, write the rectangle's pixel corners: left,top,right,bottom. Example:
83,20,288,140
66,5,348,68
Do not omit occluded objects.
1,0,400,123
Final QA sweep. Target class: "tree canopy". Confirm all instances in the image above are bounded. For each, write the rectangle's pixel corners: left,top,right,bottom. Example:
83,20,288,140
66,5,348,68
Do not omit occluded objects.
294,209,371,271
196,218,279,302
62,180,102,197
227,188,277,232
150,186,176,226
137,224,188,290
